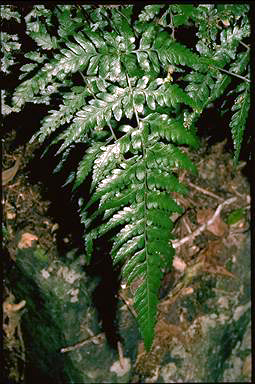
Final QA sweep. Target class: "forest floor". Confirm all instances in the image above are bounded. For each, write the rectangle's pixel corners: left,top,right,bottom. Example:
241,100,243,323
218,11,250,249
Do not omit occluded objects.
2,128,251,383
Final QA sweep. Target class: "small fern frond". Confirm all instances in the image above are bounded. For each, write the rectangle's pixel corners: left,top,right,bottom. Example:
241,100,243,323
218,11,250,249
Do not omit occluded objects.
145,113,200,149
230,82,250,164
229,51,250,76
155,39,211,71
209,74,232,102
138,5,163,22
1,5,21,75
30,25,58,51
55,5,85,40
91,134,131,190
31,87,89,143
73,142,102,191
1,5,21,22
184,71,232,108
169,5,199,27
55,85,130,154
132,77,201,113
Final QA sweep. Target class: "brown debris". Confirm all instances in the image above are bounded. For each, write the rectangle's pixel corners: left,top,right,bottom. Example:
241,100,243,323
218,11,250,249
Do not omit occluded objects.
2,156,21,186
3,290,26,382
196,207,228,237
18,232,38,249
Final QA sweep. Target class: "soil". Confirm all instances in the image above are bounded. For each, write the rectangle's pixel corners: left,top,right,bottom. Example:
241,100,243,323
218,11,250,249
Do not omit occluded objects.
2,127,251,383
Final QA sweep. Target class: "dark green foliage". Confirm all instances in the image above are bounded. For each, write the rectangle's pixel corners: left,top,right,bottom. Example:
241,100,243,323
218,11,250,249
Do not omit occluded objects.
3,4,250,350
230,82,250,164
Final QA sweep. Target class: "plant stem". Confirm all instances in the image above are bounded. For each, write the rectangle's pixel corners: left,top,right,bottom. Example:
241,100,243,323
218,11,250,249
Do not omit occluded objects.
240,41,250,50
108,122,117,140
211,65,250,83
126,73,140,125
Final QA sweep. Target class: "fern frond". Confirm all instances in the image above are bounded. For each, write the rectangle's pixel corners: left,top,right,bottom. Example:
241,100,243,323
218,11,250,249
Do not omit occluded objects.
31,86,89,143
91,135,131,190
82,115,193,349
1,5,21,22
145,113,200,148
230,82,250,163
73,142,102,191
138,5,163,22
12,32,98,110
55,85,130,153
133,263,161,350
1,31,21,74
56,5,85,40
132,78,201,113
184,71,232,108
209,74,231,102
170,5,199,27
30,25,58,50
155,39,211,71
229,51,250,76
5,4,250,353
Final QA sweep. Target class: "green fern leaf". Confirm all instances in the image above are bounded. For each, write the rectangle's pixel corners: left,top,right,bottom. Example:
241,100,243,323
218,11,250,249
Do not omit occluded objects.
24,51,46,63
55,86,129,153
139,5,163,22
134,268,160,350
30,26,58,50
56,6,85,40
229,51,250,75
1,5,21,22
230,83,250,163
146,113,200,148
170,5,198,27
91,135,131,190
31,87,89,144
81,93,198,350
157,40,210,70
209,74,231,102
73,142,102,190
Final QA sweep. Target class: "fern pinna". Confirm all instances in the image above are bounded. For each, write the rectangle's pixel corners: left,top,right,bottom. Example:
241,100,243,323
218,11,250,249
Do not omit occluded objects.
6,5,250,350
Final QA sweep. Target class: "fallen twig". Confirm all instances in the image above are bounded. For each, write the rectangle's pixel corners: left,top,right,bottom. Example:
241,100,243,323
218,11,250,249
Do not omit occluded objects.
119,292,137,318
182,216,192,234
117,341,125,369
188,181,224,201
60,332,105,353
172,197,237,249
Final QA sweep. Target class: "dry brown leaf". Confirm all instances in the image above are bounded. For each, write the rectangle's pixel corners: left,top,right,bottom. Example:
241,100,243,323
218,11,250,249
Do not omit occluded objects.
156,319,186,345
200,240,236,279
202,239,222,261
203,264,236,279
197,208,228,236
173,256,187,272
18,232,38,249
182,287,194,296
